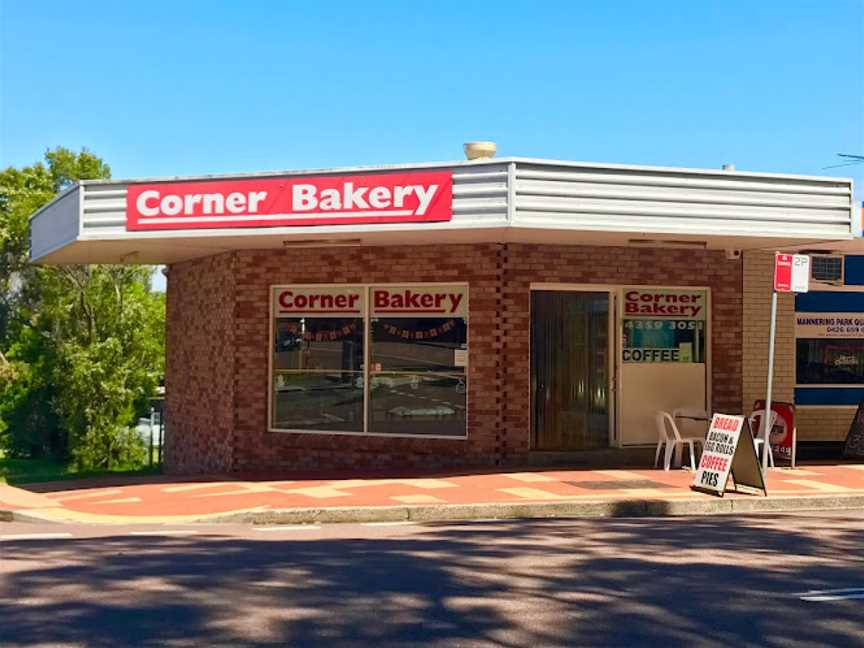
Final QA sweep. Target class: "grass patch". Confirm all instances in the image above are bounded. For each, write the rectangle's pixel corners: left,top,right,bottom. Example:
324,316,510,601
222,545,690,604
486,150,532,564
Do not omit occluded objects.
0,451,160,485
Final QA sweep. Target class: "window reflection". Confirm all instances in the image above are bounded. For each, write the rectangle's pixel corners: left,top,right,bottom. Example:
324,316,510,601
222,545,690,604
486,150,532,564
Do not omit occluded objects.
272,317,364,431
369,317,467,437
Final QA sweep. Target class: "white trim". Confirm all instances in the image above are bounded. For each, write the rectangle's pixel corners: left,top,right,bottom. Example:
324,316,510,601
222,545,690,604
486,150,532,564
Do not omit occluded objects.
268,281,470,440
75,156,853,189
140,210,416,225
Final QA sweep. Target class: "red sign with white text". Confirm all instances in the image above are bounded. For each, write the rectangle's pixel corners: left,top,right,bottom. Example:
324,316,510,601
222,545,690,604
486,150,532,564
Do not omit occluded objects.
774,253,810,293
127,171,453,231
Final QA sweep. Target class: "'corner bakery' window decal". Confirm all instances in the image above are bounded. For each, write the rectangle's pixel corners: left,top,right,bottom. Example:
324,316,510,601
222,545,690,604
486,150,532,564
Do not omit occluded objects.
622,288,707,363
126,171,453,231
370,285,468,318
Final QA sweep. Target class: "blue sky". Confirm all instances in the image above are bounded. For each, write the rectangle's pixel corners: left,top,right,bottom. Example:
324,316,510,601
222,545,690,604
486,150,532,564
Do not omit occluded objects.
1,1,863,290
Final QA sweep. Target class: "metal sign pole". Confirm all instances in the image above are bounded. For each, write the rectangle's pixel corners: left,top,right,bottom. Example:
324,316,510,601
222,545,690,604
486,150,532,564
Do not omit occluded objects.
762,290,778,473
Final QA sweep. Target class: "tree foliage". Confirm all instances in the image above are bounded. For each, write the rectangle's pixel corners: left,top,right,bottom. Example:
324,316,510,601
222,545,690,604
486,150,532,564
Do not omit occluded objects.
0,148,164,468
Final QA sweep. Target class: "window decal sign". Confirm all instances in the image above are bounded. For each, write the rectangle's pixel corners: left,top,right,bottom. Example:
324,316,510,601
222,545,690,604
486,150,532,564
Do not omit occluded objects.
273,286,364,317
623,289,706,319
127,171,453,231
371,285,468,318
622,288,707,363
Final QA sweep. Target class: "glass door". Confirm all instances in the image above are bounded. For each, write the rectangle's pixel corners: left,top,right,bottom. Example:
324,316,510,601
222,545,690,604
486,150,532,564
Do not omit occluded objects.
531,291,611,450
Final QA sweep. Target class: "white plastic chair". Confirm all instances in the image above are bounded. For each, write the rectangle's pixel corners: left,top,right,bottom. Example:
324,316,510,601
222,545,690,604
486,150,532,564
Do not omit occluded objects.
748,409,777,469
655,411,705,471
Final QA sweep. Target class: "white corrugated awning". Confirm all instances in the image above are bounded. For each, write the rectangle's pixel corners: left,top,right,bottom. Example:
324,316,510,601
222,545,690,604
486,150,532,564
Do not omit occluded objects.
29,157,856,264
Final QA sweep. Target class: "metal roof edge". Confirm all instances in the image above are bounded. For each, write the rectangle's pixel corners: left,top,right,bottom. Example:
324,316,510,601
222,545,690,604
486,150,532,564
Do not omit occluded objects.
26,183,81,221
75,157,854,188
508,157,854,185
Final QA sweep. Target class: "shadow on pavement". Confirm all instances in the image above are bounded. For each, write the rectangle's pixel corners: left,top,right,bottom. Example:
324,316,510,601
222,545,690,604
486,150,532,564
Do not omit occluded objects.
1,513,863,647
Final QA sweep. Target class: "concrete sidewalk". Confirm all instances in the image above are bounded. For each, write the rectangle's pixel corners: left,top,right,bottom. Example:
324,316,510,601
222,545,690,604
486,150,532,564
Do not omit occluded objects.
2,463,864,525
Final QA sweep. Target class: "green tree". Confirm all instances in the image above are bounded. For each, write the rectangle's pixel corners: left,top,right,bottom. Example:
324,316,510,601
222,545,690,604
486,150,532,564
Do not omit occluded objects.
0,148,164,468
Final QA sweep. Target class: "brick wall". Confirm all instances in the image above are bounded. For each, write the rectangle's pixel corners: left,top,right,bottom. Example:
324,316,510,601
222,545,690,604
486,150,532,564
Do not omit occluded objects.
742,250,851,442
165,253,236,473
164,243,744,473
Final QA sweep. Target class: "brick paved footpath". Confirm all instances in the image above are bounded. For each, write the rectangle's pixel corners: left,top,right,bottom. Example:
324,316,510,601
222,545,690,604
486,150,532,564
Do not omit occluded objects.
2,463,864,524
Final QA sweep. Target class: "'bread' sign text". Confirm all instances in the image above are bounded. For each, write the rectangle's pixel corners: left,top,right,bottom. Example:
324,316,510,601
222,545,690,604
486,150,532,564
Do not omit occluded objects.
127,171,452,231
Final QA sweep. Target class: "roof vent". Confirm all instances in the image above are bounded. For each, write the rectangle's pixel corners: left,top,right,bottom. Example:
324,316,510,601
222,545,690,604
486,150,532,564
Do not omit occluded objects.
464,141,497,160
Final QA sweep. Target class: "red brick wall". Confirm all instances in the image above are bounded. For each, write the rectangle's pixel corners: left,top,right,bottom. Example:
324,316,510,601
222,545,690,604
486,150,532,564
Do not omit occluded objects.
163,243,742,474
165,253,236,474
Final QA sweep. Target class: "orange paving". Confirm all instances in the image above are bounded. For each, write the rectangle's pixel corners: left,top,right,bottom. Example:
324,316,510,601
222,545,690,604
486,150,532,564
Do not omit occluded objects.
3,463,864,521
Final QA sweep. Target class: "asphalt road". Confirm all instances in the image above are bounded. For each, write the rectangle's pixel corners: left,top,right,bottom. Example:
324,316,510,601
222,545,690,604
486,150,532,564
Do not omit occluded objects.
1,512,863,647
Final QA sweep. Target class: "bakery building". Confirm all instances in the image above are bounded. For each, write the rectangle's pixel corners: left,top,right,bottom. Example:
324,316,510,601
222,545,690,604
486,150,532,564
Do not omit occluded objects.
28,148,857,473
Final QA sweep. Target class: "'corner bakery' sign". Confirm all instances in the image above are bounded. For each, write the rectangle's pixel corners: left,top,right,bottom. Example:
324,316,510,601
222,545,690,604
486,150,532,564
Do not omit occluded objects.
273,286,364,318
372,285,468,318
624,288,707,319
126,171,452,231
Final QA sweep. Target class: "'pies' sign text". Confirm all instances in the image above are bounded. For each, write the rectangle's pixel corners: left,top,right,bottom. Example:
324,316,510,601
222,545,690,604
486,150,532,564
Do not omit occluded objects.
127,171,453,231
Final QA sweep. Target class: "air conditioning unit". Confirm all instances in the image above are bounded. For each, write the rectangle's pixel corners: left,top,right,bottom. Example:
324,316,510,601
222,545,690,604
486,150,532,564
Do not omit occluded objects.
810,254,844,285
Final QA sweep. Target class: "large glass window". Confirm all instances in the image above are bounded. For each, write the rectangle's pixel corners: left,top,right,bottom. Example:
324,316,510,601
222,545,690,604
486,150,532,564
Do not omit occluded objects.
270,284,468,438
369,316,467,436
271,287,365,432
621,288,707,363
796,339,864,385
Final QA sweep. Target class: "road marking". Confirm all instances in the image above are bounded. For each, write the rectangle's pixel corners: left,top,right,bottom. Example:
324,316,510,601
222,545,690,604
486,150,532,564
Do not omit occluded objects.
798,587,864,601
93,497,142,505
0,532,73,540
253,525,322,531
361,521,413,527
127,530,199,536
52,489,124,501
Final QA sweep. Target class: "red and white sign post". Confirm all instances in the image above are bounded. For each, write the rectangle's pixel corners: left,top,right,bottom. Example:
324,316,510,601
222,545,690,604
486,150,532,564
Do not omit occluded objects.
764,253,810,470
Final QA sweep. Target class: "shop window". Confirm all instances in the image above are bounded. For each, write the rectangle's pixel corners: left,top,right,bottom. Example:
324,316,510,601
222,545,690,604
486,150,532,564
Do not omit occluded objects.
796,339,864,385
270,284,468,438
369,315,467,437
621,288,708,363
271,287,365,432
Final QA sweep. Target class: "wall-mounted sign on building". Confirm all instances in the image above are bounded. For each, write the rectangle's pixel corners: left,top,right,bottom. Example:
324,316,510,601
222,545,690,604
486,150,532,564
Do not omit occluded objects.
127,171,453,231
795,313,864,339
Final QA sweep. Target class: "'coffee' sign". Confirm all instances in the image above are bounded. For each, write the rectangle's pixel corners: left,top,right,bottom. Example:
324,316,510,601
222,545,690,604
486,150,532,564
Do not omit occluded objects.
623,289,707,319
127,171,453,231
273,287,364,317
371,286,468,318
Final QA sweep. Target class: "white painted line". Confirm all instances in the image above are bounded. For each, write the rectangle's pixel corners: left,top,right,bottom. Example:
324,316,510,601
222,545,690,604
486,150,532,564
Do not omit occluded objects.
127,530,200,536
361,521,413,527
798,587,864,601
801,593,864,602
52,489,124,501
0,532,73,540
253,525,322,531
